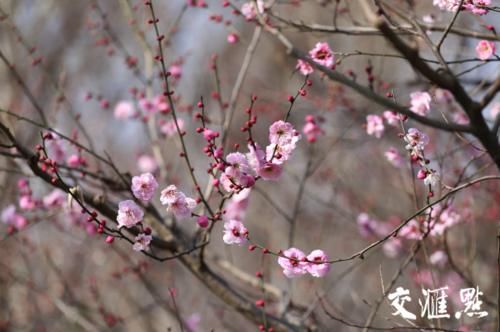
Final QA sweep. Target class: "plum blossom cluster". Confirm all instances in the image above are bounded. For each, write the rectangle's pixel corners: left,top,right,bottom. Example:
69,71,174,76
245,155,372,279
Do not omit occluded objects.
278,248,330,278
433,0,492,15
296,42,335,75
115,172,197,252
200,119,300,195
403,128,440,190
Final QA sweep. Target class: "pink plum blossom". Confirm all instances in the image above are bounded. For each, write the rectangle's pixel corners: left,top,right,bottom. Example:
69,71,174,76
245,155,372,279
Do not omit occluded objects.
433,0,460,11
383,238,403,258
131,173,159,201
429,250,448,267
138,98,157,114
168,64,182,79
306,250,330,277
220,152,255,192
366,114,384,138
227,33,239,44
309,42,334,68
160,185,197,219
257,162,283,180
423,170,440,186
224,188,251,222
475,40,496,60
404,128,429,159
384,147,404,167
43,189,66,208
67,154,87,168
434,89,453,104
161,119,184,137
153,95,170,113
19,195,37,210
302,115,324,142
137,154,158,173
1,204,28,229
246,143,266,174
114,101,136,119
222,219,248,245
357,213,378,238
267,121,300,164
296,59,314,76
197,215,209,228
278,247,308,278
409,91,431,116
133,233,152,252
383,111,403,126
117,200,144,229
240,0,264,20
464,0,491,15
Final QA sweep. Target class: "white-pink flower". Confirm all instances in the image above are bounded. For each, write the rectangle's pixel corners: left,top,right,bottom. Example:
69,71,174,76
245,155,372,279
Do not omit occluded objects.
117,200,144,229
133,233,152,252
423,170,440,186
306,250,330,277
131,173,159,202
114,101,136,119
309,42,334,68
222,219,248,245
475,40,496,61
366,114,384,138
404,128,430,151
410,91,431,116
160,185,197,219
267,120,301,164
278,247,308,278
